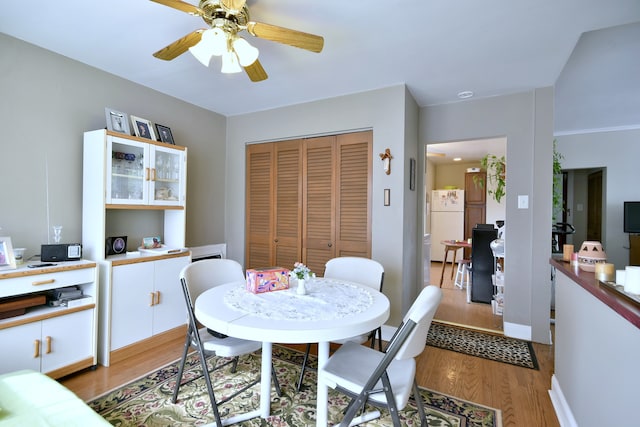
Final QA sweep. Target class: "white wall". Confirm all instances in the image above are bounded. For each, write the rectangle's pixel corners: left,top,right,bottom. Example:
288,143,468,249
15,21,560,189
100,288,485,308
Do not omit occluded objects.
556,128,640,268
0,34,227,254
225,86,418,325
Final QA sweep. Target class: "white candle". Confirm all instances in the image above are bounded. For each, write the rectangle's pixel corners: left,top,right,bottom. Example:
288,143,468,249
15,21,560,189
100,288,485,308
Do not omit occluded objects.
624,266,640,294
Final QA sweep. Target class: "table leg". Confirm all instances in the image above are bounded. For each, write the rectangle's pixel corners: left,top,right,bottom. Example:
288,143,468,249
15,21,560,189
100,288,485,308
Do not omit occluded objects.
316,341,330,427
450,248,458,279
260,342,272,418
439,246,450,287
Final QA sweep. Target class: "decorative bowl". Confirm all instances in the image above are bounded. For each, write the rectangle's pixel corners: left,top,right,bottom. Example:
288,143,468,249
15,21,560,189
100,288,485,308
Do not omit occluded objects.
577,241,607,272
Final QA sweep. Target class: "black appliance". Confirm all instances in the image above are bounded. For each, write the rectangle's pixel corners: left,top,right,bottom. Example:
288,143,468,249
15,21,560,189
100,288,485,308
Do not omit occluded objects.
471,224,498,304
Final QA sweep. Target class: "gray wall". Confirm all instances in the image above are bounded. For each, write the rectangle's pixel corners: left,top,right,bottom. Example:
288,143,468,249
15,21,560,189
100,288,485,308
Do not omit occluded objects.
225,86,420,326
0,34,227,255
556,128,640,268
420,89,555,344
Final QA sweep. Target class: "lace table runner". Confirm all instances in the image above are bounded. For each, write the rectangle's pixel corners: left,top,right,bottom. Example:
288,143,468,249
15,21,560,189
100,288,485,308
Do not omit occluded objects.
224,278,374,321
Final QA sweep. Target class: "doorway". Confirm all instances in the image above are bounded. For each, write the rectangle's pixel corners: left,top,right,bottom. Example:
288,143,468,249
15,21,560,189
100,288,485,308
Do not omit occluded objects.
562,167,604,248
424,137,506,331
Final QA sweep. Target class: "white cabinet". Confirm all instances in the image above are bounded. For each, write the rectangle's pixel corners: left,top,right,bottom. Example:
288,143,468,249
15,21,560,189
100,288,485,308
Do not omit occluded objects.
109,256,188,352
83,129,190,366
0,261,98,379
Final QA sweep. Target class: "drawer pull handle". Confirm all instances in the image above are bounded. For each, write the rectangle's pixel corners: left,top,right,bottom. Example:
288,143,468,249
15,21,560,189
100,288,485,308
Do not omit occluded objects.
155,291,161,305
46,336,52,354
145,167,150,181
32,279,55,286
34,339,40,358
150,292,155,306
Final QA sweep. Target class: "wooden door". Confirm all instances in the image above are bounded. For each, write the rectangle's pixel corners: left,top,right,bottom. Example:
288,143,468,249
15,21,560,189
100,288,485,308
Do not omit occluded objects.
587,170,603,241
246,131,372,274
245,143,274,269
273,140,303,268
464,172,486,258
302,136,336,275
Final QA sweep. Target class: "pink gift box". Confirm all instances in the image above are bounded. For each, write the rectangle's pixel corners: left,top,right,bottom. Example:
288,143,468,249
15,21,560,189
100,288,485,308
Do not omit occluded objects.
246,267,290,293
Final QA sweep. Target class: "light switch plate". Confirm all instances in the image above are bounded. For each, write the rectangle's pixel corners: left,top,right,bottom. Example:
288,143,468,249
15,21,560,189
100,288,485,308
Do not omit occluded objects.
518,195,529,209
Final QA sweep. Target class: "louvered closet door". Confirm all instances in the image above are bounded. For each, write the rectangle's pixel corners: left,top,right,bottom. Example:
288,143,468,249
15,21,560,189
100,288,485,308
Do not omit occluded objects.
302,131,372,276
335,131,372,258
245,143,274,269
273,140,303,268
302,136,336,275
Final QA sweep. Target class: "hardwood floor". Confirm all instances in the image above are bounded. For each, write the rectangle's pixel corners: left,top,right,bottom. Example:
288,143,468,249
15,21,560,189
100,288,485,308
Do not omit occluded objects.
60,265,559,426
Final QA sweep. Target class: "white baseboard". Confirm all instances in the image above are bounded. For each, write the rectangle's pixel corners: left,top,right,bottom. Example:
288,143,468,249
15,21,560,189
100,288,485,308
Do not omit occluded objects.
503,321,531,340
549,374,578,427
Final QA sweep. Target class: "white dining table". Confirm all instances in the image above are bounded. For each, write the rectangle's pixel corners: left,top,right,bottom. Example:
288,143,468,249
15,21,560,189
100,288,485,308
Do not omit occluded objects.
194,277,390,426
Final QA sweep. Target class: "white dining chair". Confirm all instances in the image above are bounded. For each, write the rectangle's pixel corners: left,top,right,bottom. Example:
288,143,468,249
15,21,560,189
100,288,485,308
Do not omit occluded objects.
318,285,442,426
296,256,385,391
172,259,281,426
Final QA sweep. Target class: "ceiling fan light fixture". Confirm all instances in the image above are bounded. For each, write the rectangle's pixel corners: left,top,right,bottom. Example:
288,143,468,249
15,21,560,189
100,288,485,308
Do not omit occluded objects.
232,36,259,66
221,50,242,74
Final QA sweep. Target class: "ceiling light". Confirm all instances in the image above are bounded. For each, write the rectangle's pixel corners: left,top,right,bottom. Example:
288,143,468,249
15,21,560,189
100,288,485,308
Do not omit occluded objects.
232,37,259,66
457,91,474,99
189,28,228,66
221,50,242,74
453,157,462,161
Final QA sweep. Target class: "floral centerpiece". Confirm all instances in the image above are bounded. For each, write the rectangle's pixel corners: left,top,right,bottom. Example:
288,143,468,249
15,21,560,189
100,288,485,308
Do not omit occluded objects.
290,262,314,295
289,262,314,280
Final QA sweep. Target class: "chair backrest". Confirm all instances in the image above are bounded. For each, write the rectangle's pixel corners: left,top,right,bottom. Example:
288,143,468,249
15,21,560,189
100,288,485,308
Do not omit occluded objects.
391,285,442,360
324,256,384,291
180,258,245,306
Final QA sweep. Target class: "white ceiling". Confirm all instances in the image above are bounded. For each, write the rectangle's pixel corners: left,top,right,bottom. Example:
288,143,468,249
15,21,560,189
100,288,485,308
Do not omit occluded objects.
1,0,639,138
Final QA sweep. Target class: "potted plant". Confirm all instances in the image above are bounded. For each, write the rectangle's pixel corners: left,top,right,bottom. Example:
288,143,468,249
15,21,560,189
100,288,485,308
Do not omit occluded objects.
476,154,506,203
552,140,564,219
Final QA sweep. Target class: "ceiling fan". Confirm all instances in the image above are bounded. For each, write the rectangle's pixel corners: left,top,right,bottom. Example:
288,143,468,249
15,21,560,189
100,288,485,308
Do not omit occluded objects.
151,0,324,82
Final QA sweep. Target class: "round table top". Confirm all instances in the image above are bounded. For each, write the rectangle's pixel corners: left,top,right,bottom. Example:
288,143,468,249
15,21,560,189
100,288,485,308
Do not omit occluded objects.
194,277,390,343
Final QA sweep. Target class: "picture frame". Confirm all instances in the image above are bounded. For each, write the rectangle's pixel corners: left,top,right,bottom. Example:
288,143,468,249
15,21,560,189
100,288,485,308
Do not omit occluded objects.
155,124,175,145
105,107,131,135
130,115,156,140
0,236,17,271
409,157,416,191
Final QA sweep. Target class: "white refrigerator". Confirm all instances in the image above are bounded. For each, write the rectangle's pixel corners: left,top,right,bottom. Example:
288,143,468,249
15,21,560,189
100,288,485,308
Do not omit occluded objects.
430,190,465,262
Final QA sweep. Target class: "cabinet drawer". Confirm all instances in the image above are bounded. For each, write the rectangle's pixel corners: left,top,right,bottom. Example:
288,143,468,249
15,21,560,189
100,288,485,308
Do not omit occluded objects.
0,268,95,298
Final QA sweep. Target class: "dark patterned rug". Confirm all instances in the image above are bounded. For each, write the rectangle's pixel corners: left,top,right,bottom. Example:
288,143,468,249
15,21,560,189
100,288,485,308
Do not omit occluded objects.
88,344,502,426
426,322,539,370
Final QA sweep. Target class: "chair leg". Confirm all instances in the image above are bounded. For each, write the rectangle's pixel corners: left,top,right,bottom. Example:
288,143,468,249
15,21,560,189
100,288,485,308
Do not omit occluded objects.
171,332,192,404
271,363,282,397
296,343,312,392
230,355,239,373
196,345,224,427
412,379,427,426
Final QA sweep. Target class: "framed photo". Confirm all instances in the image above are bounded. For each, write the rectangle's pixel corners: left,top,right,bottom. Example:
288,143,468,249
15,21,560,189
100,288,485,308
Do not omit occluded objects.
155,124,175,145
105,108,131,135
130,115,156,140
0,237,17,271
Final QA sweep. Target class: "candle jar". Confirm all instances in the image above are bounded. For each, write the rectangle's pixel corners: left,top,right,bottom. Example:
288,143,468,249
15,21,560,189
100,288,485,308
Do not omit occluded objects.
594,263,615,282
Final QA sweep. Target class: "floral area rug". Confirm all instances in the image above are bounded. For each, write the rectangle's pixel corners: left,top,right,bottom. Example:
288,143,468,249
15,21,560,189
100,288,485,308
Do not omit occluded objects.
89,345,502,426
426,322,539,370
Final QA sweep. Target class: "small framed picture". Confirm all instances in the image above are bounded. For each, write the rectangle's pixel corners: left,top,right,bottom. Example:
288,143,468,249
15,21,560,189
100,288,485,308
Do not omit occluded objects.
105,108,131,135
155,124,175,145
0,236,17,271
130,115,156,140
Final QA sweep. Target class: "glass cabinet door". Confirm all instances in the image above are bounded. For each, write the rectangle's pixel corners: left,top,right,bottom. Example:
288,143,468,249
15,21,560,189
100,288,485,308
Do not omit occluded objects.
149,145,185,206
107,138,148,204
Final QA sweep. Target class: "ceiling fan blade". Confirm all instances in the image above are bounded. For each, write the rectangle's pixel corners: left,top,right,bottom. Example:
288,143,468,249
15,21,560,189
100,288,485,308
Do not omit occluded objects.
153,29,204,60
244,59,268,82
150,0,204,16
246,22,324,53
220,0,246,13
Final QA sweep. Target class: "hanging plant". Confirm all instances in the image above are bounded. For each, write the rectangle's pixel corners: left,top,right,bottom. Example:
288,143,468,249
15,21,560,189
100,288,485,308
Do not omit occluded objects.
552,140,564,218
476,154,506,203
